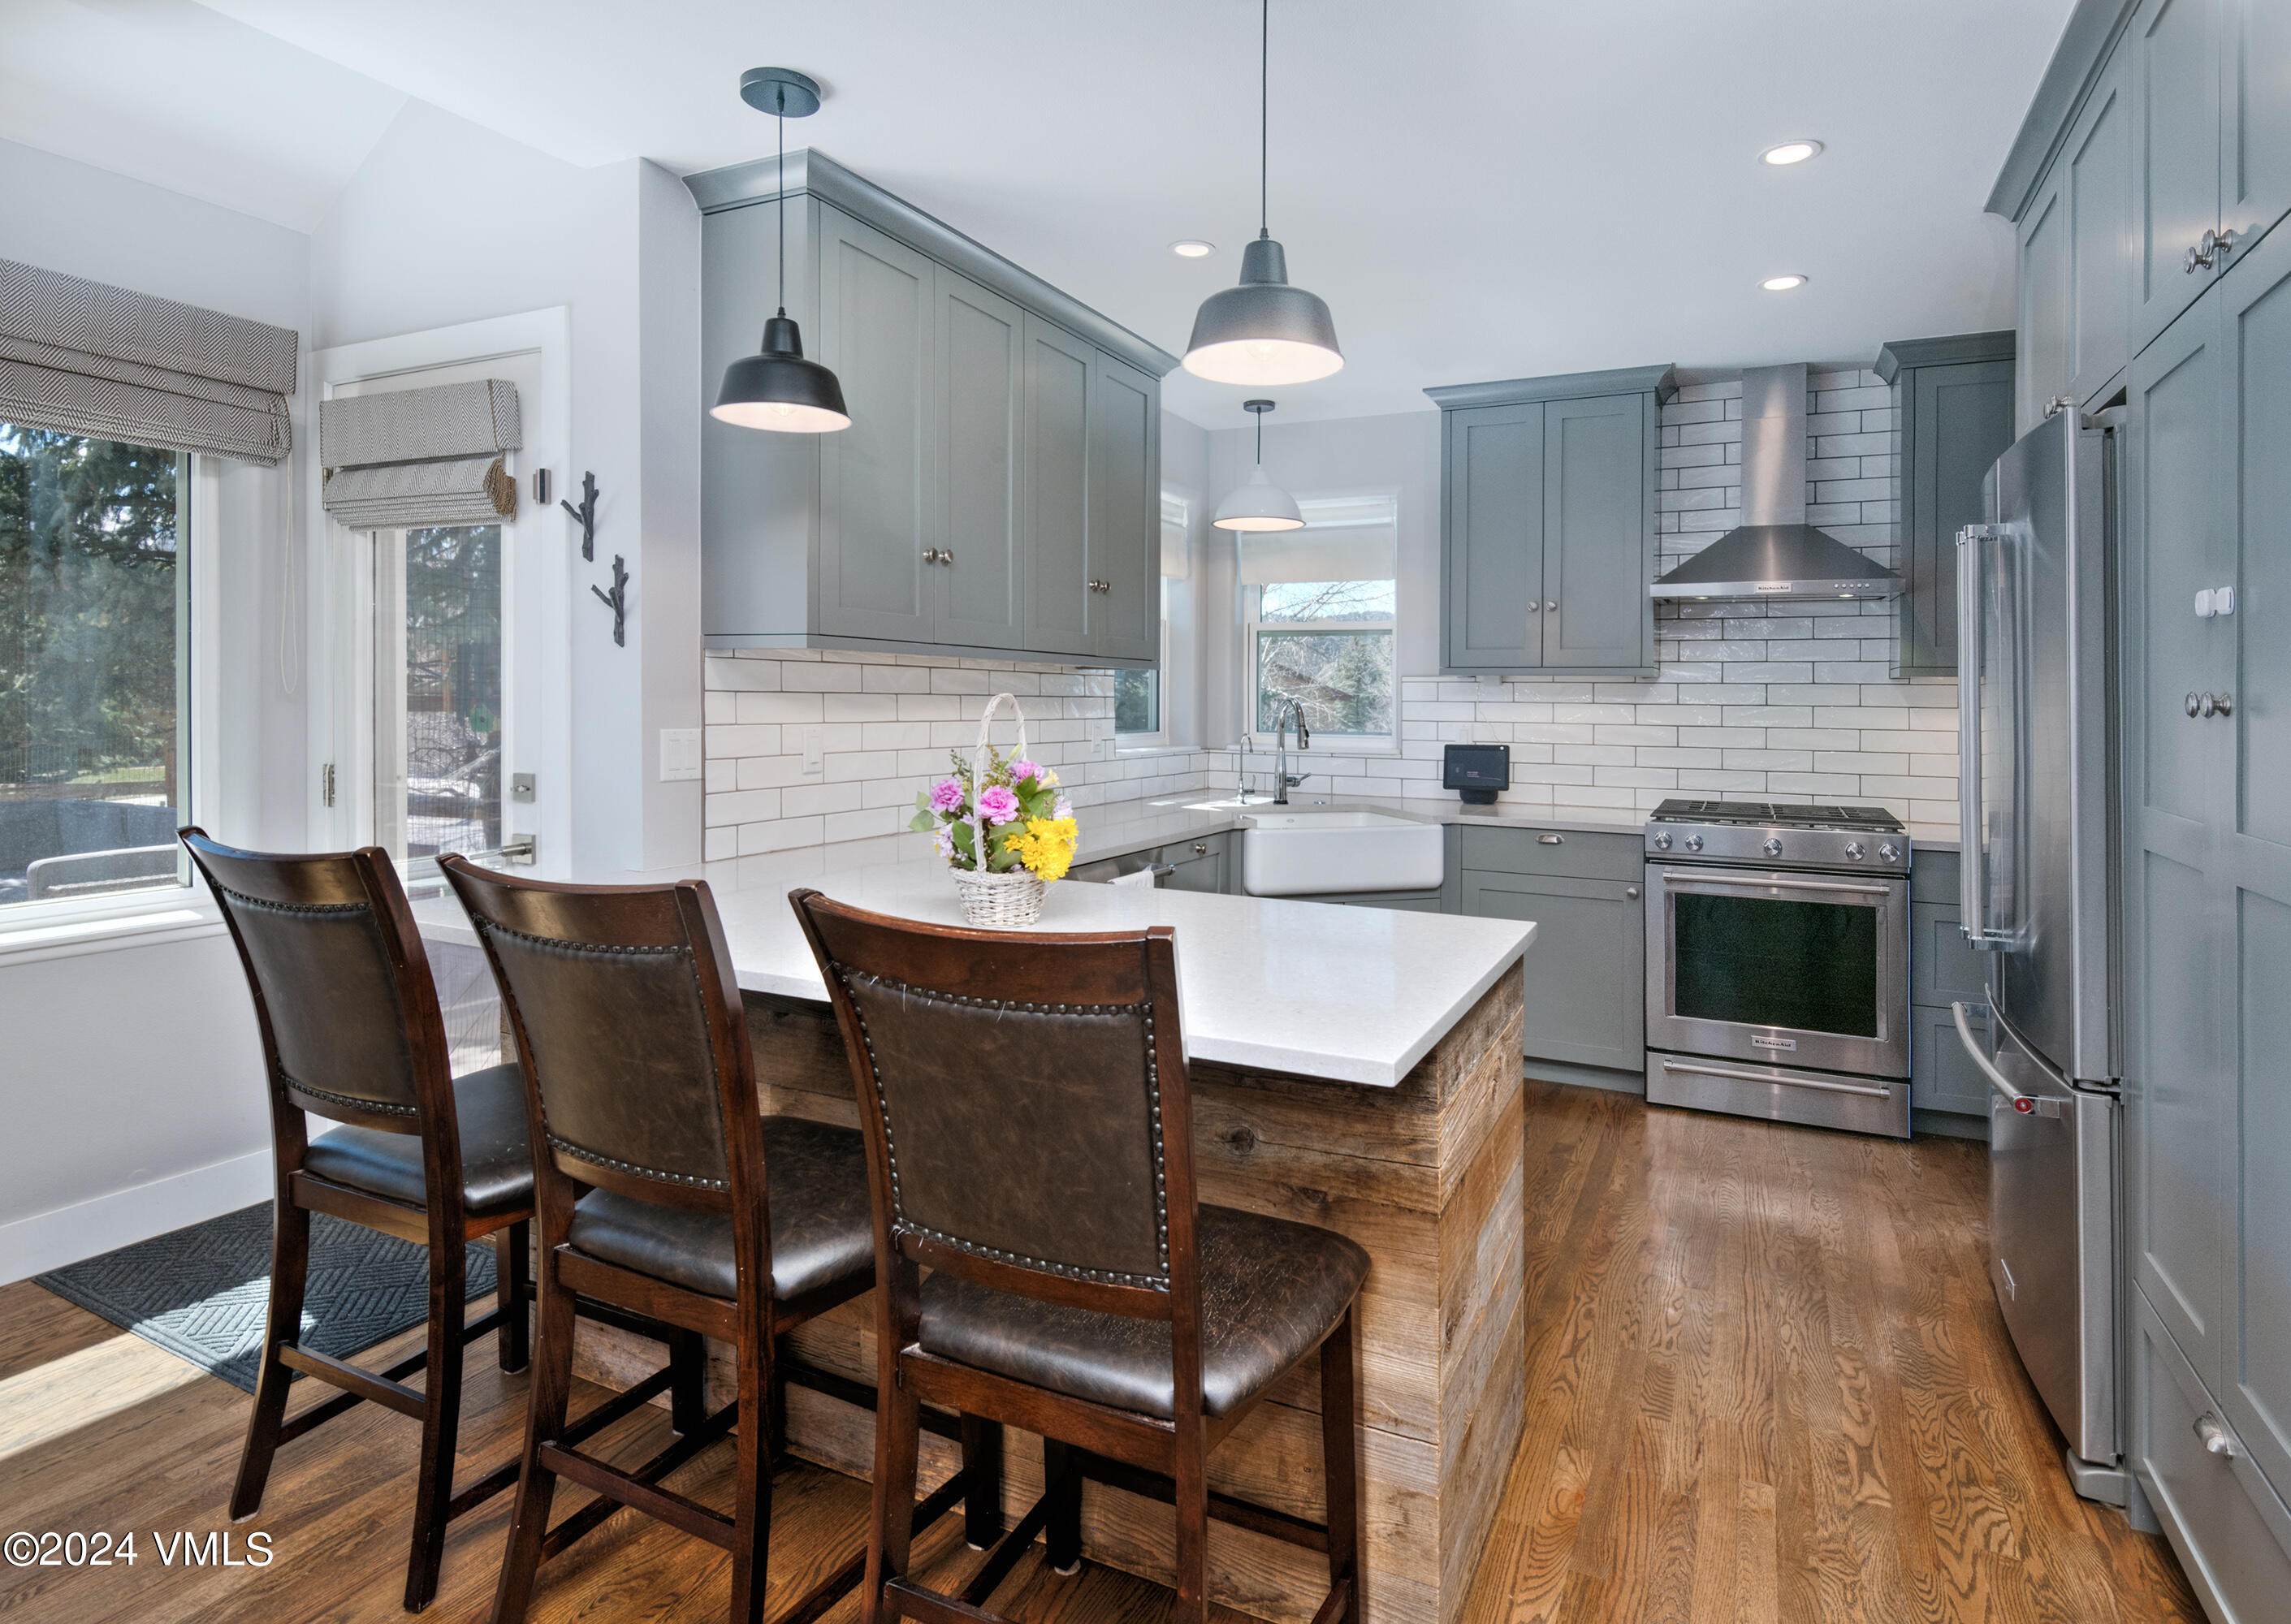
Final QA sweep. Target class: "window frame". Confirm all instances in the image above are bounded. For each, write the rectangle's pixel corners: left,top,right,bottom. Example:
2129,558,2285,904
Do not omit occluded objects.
1114,581,1171,748
0,438,223,954
1244,490,1401,753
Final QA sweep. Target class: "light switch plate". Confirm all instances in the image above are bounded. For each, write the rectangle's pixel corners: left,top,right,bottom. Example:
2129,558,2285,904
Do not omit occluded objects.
659,728,702,782
801,727,825,774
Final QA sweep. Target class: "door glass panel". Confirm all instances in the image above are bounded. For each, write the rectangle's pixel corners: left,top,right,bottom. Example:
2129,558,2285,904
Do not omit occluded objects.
374,525,501,862
1671,891,1878,1036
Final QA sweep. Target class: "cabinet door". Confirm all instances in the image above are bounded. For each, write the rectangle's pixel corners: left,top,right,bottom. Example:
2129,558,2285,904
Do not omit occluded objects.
1900,360,2015,675
1442,403,1544,669
2123,290,2233,1384
1019,315,1093,659
932,268,1023,650
1459,870,1644,1072
2220,0,2291,257
2068,50,2134,405
1088,349,1159,663
1912,1001,1995,1120
1159,836,1225,894
2129,0,2224,355
2218,225,2291,1494
2018,172,2073,434
816,205,935,643
1541,393,1652,670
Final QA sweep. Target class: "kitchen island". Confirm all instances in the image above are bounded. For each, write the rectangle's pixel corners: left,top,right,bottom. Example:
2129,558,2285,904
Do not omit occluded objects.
420,853,1532,1624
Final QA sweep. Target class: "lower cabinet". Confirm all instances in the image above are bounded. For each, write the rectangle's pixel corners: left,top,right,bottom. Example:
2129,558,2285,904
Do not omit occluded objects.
1158,834,1228,894
1907,849,1989,1135
1459,867,1644,1074
1912,1003,1994,1119
2135,1291,2291,1624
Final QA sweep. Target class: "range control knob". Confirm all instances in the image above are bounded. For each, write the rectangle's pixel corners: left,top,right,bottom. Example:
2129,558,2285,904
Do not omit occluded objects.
1653,831,1673,850
1878,842,1901,863
1845,841,1867,861
1684,833,1704,853
1762,836,1784,857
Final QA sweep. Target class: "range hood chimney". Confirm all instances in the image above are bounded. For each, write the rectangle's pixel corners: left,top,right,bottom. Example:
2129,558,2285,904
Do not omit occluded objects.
1649,363,1900,602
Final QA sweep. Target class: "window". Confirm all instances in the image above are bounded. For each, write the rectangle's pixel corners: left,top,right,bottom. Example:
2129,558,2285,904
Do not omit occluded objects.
374,524,503,861
0,424,190,909
1116,491,1188,744
1245,493,1397,745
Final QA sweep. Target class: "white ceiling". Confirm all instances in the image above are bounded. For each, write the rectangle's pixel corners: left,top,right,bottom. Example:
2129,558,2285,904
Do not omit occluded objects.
11,0,2076,428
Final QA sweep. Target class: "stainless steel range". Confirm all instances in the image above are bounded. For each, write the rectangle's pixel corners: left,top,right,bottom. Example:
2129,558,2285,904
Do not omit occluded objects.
1642,799,1913,1138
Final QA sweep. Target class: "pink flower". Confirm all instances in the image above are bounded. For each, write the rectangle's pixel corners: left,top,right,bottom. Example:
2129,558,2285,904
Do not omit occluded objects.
928,777,966,814
976,784,1021,823
1009,758,1044,783
1053,796,1074,821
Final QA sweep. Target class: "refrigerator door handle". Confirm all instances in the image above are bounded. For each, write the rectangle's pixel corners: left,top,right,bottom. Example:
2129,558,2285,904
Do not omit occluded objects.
1958,525,2012,948
1955,1000,2038,1113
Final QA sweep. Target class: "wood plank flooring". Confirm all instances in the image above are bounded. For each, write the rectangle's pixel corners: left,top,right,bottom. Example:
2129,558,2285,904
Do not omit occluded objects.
0,1081,2202,1624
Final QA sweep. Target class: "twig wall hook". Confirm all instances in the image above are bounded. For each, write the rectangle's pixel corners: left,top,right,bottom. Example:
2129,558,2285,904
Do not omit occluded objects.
590,554,629,647
560,470,599,562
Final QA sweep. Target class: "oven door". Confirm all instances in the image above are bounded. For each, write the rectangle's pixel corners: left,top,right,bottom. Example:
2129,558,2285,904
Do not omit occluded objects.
1645,862,1912,1078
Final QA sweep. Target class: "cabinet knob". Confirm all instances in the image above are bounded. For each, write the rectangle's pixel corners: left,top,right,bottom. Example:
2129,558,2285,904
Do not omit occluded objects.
2195,1413,2241,1458
1537,832,1563,844
1626,885,1640,900
1526,601,1540,614
1192,841,1208,855
2200,691,2233,719
2186,691,2202,717
942,548,956,566
1545,600,1558,612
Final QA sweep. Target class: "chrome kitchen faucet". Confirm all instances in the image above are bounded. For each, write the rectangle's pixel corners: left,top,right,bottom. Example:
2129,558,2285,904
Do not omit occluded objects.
1272,698,1312,805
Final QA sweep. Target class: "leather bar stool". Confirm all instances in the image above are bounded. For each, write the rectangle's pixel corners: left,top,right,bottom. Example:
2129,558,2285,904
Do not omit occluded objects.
183,830,702,1613
791,889,1371,1624
443,862,999,1624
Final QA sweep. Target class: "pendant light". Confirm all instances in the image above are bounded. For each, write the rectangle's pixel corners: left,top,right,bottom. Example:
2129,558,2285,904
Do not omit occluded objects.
1182,0,1342,387
1214,400,1303,532
712,68,850,434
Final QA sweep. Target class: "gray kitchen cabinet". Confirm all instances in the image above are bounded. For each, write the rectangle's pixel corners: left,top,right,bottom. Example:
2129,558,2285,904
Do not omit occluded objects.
2129,0,2225,355
931,267,1024,650
1088,351,1160,663
1020,315,1094,659
688,149,1174,664
1913,1003,1995,1121
1306,888,1443,911
2011,42,2131,434
1876,335,2017,676
2220,0,2291,258
1427,365,1673,677
1904,851,1989,1133
1158,833,1228,894
1459,869,1644,1074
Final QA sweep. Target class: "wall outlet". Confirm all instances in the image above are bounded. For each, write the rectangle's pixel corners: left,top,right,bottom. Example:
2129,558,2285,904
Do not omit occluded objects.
801,727,826,774
659,728,702,782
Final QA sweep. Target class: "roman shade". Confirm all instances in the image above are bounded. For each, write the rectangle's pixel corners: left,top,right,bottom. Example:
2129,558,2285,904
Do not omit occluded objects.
319,380,521,531
0,257,296,465
1159,491,1191,580
1236,492,1397,585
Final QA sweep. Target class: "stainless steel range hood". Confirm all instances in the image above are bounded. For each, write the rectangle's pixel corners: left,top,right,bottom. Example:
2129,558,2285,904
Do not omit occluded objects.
1649,363,1900,601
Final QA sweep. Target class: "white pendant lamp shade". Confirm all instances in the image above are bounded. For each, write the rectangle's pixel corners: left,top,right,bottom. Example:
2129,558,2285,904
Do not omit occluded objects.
1213,398,1303,532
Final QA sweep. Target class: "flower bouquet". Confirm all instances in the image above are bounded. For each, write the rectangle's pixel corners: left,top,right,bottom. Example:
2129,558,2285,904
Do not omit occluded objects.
910,693,1078,928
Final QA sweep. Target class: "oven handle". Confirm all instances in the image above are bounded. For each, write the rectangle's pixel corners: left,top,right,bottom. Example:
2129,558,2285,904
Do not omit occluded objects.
1952,1000,2036,1114
1657,1058,1894,1099
1655,870,1894,898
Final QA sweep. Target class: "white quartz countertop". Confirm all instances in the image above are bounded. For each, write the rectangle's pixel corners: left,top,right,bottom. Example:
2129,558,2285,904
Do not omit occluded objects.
414,847,1534,1091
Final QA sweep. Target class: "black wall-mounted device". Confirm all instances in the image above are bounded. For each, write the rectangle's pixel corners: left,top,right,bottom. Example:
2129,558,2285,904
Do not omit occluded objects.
1443,743,1510,806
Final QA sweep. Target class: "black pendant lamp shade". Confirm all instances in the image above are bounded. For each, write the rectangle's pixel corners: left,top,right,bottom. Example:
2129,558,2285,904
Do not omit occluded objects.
713,67,850,434
1182,0,1342,387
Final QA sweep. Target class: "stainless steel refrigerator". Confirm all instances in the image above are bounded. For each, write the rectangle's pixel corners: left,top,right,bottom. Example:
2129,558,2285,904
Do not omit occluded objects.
1954,405,2125,1499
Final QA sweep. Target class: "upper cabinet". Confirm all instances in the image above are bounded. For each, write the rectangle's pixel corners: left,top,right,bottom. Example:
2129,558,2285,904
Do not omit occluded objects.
689,149,1170,666
2129,0,2226,353
1427,365,1672,677
2016,42,2131,430
1876,332,2017,677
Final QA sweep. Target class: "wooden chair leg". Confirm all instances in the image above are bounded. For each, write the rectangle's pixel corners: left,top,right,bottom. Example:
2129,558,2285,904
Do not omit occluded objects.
1042,1438,1083,1574
1320,1307,1363,1624
1173,1437,1209,1624
728,1331,772,1624
228,1194,309,1520
960,1415,1005,1549
670,1327,707,1437
403,1238,468,1612
862,1368,922,1624
496,1220,532,1374
492,1263,577,1624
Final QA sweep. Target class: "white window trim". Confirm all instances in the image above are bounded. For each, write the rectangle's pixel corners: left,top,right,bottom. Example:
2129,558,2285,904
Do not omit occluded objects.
1116,603,1172,749
307,309,572,880
0,455,228,961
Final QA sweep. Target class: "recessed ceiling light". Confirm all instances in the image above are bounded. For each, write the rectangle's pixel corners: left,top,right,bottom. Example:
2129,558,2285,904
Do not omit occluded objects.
1761,274,1809,292
1761,140,1824,166
1170,240,1215,258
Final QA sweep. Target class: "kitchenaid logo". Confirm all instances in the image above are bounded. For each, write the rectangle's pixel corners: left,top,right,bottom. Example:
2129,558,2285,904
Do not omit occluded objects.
1752,1035,1798,1051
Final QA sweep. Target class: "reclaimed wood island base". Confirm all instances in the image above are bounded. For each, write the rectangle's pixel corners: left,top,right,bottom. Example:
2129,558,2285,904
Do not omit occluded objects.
568,961,1526,1624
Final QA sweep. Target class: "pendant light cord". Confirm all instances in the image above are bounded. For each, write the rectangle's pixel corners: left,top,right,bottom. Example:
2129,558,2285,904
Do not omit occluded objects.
1256,410,1264,466
776,86,788,319
1259,0,1269,239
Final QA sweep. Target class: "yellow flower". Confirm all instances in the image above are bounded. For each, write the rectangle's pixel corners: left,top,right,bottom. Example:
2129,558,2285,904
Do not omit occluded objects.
1005,815,1078,883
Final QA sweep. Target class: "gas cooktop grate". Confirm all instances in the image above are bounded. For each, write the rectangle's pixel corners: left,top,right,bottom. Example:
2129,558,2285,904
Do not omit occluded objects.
1647,798,1904,831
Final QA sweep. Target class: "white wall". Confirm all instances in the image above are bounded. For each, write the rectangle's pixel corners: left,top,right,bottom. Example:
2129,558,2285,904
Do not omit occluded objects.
0,137,306,1279
1157,410,1211,747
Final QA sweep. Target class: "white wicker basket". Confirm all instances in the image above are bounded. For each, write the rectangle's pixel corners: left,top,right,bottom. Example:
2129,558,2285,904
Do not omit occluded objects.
951,692,1047,929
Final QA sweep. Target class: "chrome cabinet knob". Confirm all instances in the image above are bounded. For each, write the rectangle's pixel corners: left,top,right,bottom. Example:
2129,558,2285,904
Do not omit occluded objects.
1652,831,1673,850
1625,885,1640,900
1878,842,1901,862
942,548,955,566
2188,691,2203,716
2195,1413,2241,1458
1545,600,1558,612
1762,836,1783,857
2200,691,2233,718
1684,834,1703,853
1845,841,1867,861
1192,842,1208,855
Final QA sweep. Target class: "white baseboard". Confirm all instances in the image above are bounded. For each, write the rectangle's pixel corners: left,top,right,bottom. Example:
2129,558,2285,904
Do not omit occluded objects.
0,1149,275,1286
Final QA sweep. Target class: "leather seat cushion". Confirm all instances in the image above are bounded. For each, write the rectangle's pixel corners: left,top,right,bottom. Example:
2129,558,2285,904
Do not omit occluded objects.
917,1204,1369,1419
300,1062,535,1216
565,1115,872,1302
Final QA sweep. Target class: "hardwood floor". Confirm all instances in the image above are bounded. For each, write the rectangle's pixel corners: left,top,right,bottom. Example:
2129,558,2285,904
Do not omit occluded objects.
0,1082,2202,1624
